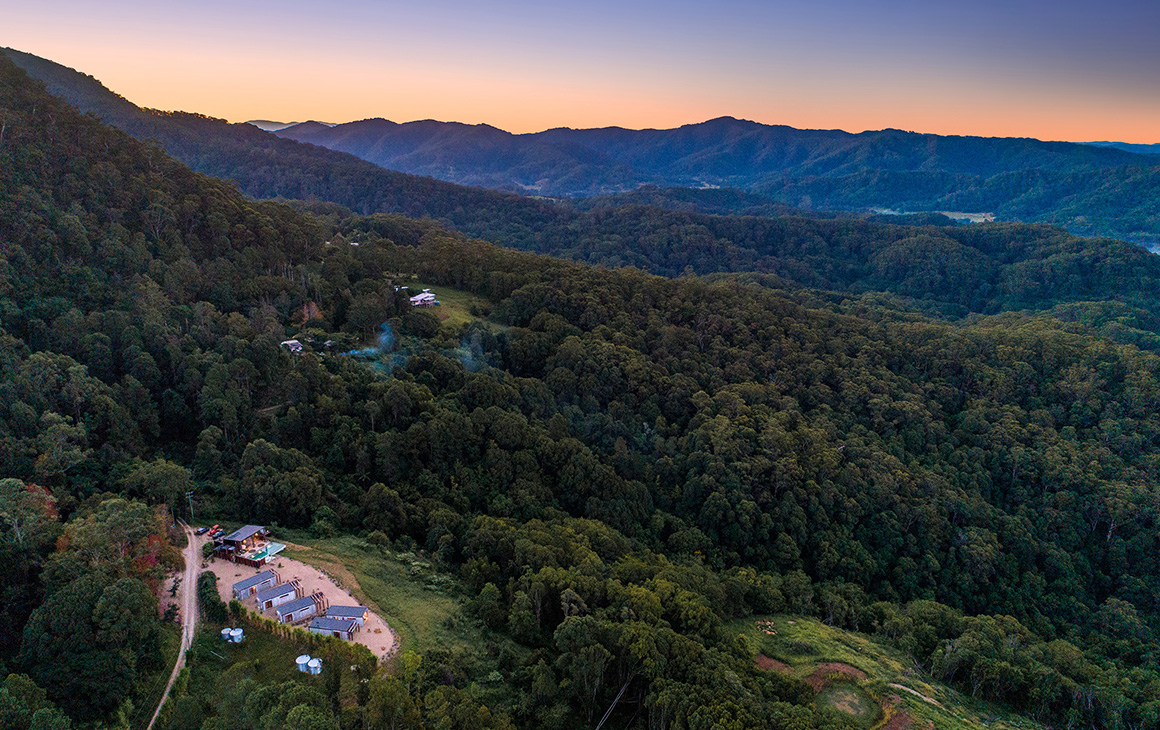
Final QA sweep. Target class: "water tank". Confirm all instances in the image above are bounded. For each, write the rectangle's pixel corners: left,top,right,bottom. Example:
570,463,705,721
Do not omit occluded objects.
307,658,322,675
221,628,232,642
296,655,311,673
230,628,244,643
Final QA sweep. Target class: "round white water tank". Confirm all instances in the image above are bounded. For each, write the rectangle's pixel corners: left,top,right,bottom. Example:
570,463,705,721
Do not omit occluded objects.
296,654,311,672
230,628,244,643
221,628,232,641
307,658,322,675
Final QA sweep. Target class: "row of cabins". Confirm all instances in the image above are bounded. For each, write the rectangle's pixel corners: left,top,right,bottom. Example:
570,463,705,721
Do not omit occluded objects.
307,605,369,640
230,571,368,637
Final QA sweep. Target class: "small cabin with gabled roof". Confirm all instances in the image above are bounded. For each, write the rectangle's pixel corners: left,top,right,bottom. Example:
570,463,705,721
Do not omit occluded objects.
231,570,279,600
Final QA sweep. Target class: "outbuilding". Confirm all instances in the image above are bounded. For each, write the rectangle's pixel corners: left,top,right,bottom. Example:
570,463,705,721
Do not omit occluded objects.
231,570,278,600
257,582,300,611
308,616,359,640
276,595,321,624
325,605,369,627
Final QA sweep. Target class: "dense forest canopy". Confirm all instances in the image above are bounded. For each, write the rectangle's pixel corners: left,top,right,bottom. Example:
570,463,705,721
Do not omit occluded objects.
4,52,1160,730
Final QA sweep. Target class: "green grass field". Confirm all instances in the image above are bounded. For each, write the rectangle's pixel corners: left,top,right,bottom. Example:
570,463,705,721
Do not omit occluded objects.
156,623,331,730
405,279,497,331
816,684,879,726
731,615,1043,730
277,534,484,659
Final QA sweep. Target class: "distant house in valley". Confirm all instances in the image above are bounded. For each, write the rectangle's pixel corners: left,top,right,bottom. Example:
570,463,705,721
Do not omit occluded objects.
308,616,359,640
325,605,369,627
280,339,304,353
256,581,301,611
409,289,436,307
231,570,278,600
276,593,328,624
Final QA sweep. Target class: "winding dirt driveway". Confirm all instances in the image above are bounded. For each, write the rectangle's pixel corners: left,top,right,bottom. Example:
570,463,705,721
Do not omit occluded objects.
146,522,202,730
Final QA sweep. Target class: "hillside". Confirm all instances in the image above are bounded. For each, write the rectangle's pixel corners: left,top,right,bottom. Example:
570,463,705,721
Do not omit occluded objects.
10,49,1160,246
737,616,1043,730
1087,141,1160,155
271,114,1160,241
7,50,1160,729
0,47,567,244
275,114,1148,192
13,45,1160,318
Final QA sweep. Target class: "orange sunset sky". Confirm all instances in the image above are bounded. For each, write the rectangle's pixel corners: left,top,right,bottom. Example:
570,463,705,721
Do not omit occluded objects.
7,0,1160,142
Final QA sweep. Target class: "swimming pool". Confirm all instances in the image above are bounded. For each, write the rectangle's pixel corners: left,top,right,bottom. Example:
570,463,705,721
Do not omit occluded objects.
251,541,286,562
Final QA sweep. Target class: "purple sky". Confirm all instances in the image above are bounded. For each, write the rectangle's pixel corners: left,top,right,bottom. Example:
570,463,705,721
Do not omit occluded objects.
7,0,1159,141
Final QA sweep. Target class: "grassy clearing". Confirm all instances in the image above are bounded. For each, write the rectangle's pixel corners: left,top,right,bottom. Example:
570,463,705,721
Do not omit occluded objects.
404,279,495,330
731,615,1043,730
195,623,308,685
276,534,483,658
157,623,329,730
817,684,879,726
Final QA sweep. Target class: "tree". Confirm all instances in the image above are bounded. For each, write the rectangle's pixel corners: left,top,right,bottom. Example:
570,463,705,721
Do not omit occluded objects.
365,675,419,730
121,459,192,512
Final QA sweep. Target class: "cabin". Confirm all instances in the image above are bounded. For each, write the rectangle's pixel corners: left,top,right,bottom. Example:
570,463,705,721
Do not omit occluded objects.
308,616,359,640
409,290,436,307
220,525,267,552
276,592,328,624
214,525,285,567
256,581,300,611
280,339,304,353
231,570,278,600
326,605,369,627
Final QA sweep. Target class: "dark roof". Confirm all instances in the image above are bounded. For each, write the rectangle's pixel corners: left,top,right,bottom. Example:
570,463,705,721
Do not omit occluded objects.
309,617,358,632
232,571,277,593
326,605,368,618
256,582,297,603
275,595,317,617
222,524,265,543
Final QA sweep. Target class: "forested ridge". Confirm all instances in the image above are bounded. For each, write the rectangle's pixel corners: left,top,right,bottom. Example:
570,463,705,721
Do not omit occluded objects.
4,52,1160,730
11,42,1160,334
8,46,1160,258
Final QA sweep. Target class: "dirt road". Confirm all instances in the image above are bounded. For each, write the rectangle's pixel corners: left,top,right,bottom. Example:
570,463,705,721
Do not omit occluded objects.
146,522,201,730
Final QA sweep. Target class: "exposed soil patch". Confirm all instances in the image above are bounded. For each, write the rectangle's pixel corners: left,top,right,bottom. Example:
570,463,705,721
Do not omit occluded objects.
878,695,913,730
805,662,868,691
754,654,793,674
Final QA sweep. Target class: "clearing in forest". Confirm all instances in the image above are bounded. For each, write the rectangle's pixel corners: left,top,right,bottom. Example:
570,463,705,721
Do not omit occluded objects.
732,615,1042,730
405,279,496,330
816,684,879,724
206,546,397,658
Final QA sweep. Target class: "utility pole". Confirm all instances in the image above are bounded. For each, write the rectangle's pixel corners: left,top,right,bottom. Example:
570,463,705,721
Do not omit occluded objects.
186,490,195,525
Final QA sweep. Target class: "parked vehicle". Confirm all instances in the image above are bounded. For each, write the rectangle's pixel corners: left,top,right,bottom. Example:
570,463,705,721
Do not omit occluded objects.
195,526,209,535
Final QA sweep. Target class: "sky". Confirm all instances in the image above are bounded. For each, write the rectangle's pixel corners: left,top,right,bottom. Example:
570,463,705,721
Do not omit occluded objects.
6,0,1159,142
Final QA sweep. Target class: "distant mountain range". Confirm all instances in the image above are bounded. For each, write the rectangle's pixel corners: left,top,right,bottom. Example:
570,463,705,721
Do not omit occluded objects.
7,46,1160,244
0,47,567,242
270,115,1160,243
275,115,1151,196
246,119,299,132
1085,141,1160,155
247,119,337,132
